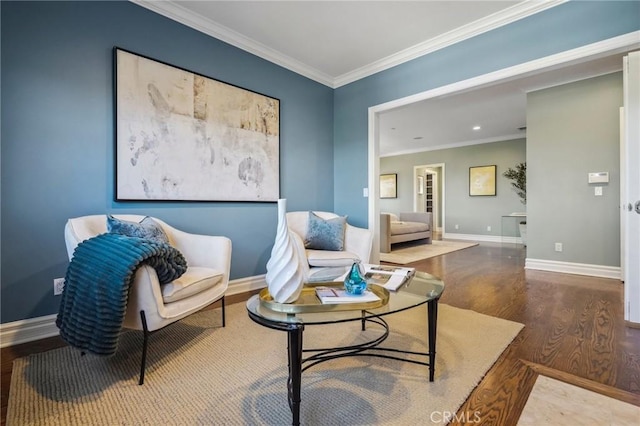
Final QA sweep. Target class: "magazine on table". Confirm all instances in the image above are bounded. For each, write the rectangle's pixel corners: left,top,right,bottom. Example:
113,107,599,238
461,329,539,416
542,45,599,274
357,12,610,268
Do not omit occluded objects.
315,286,381,304
335,264,414,291
364,264,414,277
364,264,414,291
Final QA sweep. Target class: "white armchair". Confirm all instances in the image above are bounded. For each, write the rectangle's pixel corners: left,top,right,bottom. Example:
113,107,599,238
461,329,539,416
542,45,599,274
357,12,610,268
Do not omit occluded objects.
286,211,373,282
63,214,232,384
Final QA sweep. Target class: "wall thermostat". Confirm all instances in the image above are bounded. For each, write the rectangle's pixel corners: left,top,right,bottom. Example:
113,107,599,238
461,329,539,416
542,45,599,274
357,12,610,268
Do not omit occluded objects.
588,172,609,183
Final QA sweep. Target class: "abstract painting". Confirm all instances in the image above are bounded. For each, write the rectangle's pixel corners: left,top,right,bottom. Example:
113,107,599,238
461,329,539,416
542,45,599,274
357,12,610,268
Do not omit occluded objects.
469,165,496,196
380,173,397,198
115,48,280,201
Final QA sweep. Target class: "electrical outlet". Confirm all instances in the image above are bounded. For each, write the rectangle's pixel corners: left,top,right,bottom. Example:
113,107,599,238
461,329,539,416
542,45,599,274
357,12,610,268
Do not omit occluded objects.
53,278,65,295
487,225,491,231
595,187,603,196
454,224,459,230
555,243,563,252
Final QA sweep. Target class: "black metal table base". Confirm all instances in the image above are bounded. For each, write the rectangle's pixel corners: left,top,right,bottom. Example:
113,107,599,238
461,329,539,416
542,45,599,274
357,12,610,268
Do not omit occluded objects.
275,297,440,426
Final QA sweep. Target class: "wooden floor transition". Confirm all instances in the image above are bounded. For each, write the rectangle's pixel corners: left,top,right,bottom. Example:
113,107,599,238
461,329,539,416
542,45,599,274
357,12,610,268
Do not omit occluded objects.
2,242,639,425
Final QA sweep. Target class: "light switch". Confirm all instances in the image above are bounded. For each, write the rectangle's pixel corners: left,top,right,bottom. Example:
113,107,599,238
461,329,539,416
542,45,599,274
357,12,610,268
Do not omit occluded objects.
595,187,603,196
363,188,369,197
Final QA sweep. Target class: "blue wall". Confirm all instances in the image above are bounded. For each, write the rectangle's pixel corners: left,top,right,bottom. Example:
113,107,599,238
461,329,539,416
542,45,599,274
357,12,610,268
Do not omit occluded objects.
333,0,640,225
1,1,334,323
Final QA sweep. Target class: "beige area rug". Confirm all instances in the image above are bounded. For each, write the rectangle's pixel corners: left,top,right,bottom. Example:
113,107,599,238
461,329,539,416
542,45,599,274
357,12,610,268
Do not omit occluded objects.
517,376,640,425
8,302,523,425
380,240,479,264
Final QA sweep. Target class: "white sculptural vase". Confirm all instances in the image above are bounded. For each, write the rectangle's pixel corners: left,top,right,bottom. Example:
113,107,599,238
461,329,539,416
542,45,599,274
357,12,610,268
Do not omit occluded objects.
265,199,306,303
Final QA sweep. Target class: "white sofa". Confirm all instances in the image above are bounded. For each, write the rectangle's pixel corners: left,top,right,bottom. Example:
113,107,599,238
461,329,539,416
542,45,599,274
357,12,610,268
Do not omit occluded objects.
380,212,432,253
286,211,373,282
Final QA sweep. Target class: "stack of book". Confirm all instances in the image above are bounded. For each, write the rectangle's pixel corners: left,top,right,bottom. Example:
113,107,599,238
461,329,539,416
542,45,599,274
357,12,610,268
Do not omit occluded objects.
315,287,381,304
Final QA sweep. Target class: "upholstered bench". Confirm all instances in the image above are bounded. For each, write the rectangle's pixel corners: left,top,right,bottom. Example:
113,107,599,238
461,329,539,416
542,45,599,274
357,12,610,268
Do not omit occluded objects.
380,212,432,253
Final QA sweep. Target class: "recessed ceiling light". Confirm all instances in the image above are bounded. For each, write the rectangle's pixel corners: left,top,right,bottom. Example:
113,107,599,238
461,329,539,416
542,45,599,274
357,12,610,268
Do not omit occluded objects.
413,136,423,140
473,126,481,131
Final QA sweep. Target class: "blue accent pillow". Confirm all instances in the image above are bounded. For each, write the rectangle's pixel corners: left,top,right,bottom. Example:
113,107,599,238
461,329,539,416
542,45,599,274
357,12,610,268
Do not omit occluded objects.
304,212,346,251
106,215,170,245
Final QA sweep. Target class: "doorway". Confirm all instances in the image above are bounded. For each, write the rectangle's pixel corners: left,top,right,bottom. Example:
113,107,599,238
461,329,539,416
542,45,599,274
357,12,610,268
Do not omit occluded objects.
414,163,444,241
367,36,637,266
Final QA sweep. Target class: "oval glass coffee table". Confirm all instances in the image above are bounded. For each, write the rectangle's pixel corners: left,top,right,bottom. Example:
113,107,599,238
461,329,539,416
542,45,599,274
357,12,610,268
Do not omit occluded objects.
246,270,445,426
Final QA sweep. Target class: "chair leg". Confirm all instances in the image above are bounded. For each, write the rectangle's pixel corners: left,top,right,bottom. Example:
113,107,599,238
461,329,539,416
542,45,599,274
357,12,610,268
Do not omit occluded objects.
221,296,226,328
139,310,149,385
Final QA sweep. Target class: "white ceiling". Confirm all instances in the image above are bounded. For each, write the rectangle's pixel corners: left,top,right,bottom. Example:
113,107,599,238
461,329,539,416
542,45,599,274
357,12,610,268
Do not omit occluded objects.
135,0,629,157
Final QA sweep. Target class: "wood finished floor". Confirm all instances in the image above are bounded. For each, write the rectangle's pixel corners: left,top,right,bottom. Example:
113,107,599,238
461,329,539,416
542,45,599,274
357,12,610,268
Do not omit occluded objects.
2,243,639,425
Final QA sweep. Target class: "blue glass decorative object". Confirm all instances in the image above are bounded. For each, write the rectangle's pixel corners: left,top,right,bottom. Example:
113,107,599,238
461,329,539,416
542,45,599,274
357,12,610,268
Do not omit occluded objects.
344,261,367,295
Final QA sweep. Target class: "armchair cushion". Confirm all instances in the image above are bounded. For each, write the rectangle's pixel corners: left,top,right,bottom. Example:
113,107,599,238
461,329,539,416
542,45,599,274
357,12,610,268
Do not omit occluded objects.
107,215,169,244
161,266,223,303
304,212,346,251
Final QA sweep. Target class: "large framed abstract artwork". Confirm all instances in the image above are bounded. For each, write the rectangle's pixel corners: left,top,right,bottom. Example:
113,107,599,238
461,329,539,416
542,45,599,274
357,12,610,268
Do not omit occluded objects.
114,48,280,202
469,165,497,196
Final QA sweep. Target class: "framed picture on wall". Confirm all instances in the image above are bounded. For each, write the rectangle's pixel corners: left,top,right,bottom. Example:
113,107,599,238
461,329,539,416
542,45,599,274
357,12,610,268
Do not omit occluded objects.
114,47,280,202
380,173,397,198
469,165,497,196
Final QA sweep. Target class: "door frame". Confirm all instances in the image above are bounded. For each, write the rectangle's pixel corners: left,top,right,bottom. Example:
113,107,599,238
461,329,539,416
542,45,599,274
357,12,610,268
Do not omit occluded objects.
414,163,445,236
622,51,640,325
367,32,639,265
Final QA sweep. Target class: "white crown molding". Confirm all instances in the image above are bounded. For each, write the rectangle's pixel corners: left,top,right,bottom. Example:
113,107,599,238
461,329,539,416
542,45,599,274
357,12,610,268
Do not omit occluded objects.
371,31,640,114
526,258,621,280
333,0,568,87
0,276,268,348
131,0,566,89
131,0,335,87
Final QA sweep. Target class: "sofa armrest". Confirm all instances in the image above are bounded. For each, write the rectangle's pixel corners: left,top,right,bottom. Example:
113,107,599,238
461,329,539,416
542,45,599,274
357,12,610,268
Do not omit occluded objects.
380,213,392,253
399,212,432,229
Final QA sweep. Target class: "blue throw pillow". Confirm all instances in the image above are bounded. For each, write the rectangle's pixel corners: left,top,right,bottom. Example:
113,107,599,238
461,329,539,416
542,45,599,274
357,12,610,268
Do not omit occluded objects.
304,212,346,251
106,215,170,245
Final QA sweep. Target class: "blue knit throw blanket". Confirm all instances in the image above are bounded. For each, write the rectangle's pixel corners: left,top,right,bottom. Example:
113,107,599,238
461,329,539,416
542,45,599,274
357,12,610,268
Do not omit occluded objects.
56,233,187,356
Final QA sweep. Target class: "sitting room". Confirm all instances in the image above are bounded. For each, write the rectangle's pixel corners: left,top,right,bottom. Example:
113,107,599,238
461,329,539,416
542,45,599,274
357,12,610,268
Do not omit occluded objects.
2,1,639,425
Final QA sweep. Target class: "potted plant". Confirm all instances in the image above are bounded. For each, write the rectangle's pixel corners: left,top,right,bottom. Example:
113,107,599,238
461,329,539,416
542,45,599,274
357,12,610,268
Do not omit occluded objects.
503,162,527,245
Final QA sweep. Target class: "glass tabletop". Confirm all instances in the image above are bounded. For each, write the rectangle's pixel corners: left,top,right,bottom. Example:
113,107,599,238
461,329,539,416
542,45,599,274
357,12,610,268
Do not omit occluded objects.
246,270,445,326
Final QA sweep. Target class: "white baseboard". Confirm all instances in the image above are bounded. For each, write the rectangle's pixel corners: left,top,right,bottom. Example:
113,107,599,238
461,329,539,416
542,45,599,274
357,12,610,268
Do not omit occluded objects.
0,276,268,349
525,258,621,280
443,232,522,244
0,314,60,349
226,274,267,296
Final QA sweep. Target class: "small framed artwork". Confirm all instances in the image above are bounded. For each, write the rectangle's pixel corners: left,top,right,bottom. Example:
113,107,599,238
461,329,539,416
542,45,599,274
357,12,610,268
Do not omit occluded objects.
417,175,424,195
380,173,397,198
469,165,497,196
